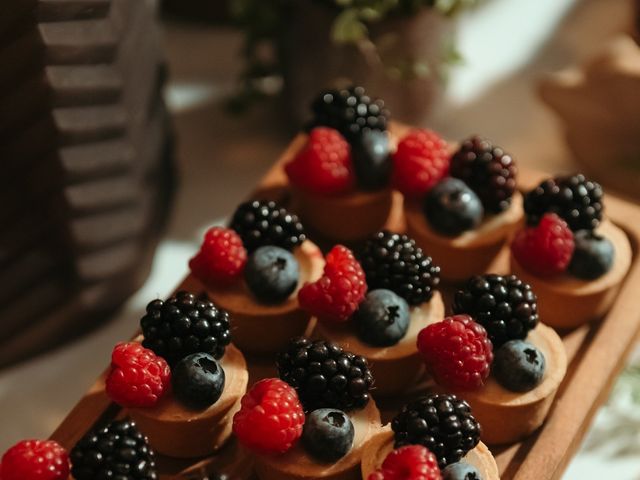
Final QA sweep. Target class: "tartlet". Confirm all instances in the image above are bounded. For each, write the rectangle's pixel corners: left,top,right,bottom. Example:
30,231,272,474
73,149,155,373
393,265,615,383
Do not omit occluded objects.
361,427,499,480
398,134,523,283
452,323,567,445
205,239,324,355
405,192,524,281
314,292,444,396
129,343,248,458
253,399,381,480
511,219,631,329
510,174,632,328
285,86,395,243
190,200,324,356
306,232,444,396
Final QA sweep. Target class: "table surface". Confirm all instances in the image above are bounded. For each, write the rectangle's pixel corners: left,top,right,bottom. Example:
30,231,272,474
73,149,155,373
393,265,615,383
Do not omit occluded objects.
1,0,639,478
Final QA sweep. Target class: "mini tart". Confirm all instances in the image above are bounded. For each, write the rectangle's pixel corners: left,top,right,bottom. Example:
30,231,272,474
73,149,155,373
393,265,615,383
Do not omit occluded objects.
313,292,445,396
405,192,524,282
511,220,632,329
128,343,248,458
291,186,394,243
205,240,324,356
360,427,499,480
453,323,567,445
252,399,381,480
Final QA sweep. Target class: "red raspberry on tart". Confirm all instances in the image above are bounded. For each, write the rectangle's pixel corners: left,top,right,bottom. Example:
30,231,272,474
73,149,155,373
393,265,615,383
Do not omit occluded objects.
368,444,441,480
417,315,493,390
233,378,305,455
392,129,450,199
106,342,171,408
189,226,248,286
511,213,575,277
298,245,367,323
285,127,355,195
0,440,69,480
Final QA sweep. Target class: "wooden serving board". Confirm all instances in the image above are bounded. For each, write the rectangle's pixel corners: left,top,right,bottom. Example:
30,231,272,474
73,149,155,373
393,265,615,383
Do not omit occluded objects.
50,127,640,480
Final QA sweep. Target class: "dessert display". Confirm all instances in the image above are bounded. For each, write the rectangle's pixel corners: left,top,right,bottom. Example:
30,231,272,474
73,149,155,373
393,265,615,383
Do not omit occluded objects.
361,394,499,480
510,174,632,328
105,291,249,458
233,337,381,480
307,231,445,395
189,200,324,355
415,274,567,444
285,86,394,242
401,134,524,282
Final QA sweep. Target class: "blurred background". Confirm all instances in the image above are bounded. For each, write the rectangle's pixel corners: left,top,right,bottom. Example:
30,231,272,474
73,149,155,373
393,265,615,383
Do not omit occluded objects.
1,0,639,477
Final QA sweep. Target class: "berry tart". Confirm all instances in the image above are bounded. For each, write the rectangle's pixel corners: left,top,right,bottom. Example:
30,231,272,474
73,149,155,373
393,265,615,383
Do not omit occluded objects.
105,291,249,458
190,200,324,355
285,86,395,242
510,174,632,328
361,394,499,480
416,275,567,444
233,337,382,480
308,232,445,395
401,134,524,282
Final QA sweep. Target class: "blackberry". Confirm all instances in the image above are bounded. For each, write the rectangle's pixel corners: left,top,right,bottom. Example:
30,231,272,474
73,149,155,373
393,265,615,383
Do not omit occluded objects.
308,86,389,141
277,337,374,412
358,231,440,306
70,420,157,480
229,200,306,253
450,135,517,213
453,274,538,348
523,174,603,231
141,291,231,366
392,394,481,468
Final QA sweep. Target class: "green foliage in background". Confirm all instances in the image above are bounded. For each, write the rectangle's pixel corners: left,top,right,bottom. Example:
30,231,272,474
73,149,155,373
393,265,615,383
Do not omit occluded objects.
227,0,479,111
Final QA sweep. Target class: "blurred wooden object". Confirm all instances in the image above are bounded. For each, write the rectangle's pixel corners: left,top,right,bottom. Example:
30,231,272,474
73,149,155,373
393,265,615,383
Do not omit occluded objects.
161,0,229,23
539,35,640,201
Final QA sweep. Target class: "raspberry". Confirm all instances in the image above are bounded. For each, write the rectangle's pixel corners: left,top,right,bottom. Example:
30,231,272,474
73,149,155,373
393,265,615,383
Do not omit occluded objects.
285,127,355,195
105,342,171,408
298,245,367,323
189,227,247,286
368,445,441,480
0,440,69,480
392,129,450,199
417,315,493,390
233,378,305,454
511,213,575,277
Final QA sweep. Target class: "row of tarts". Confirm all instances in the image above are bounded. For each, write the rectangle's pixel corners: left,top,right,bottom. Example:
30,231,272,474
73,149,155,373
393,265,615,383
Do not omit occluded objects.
0,86,632,480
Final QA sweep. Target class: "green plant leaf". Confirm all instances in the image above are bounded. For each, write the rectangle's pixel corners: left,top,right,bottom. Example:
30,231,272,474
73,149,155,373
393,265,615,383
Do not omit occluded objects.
332,8,368,43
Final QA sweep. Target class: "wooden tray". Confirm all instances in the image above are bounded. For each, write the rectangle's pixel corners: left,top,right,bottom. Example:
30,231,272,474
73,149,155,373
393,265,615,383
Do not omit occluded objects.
50,128,640,480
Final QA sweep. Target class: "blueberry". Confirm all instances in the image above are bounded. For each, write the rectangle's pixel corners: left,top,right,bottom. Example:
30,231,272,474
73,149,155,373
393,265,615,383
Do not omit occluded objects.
351,130,392,190
172,353,225,409
443,461,483,480
424,178,484,236
568,230,614,280
244,246,299,304
354,289,410,347
493,340,545,392
301,408,354,462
